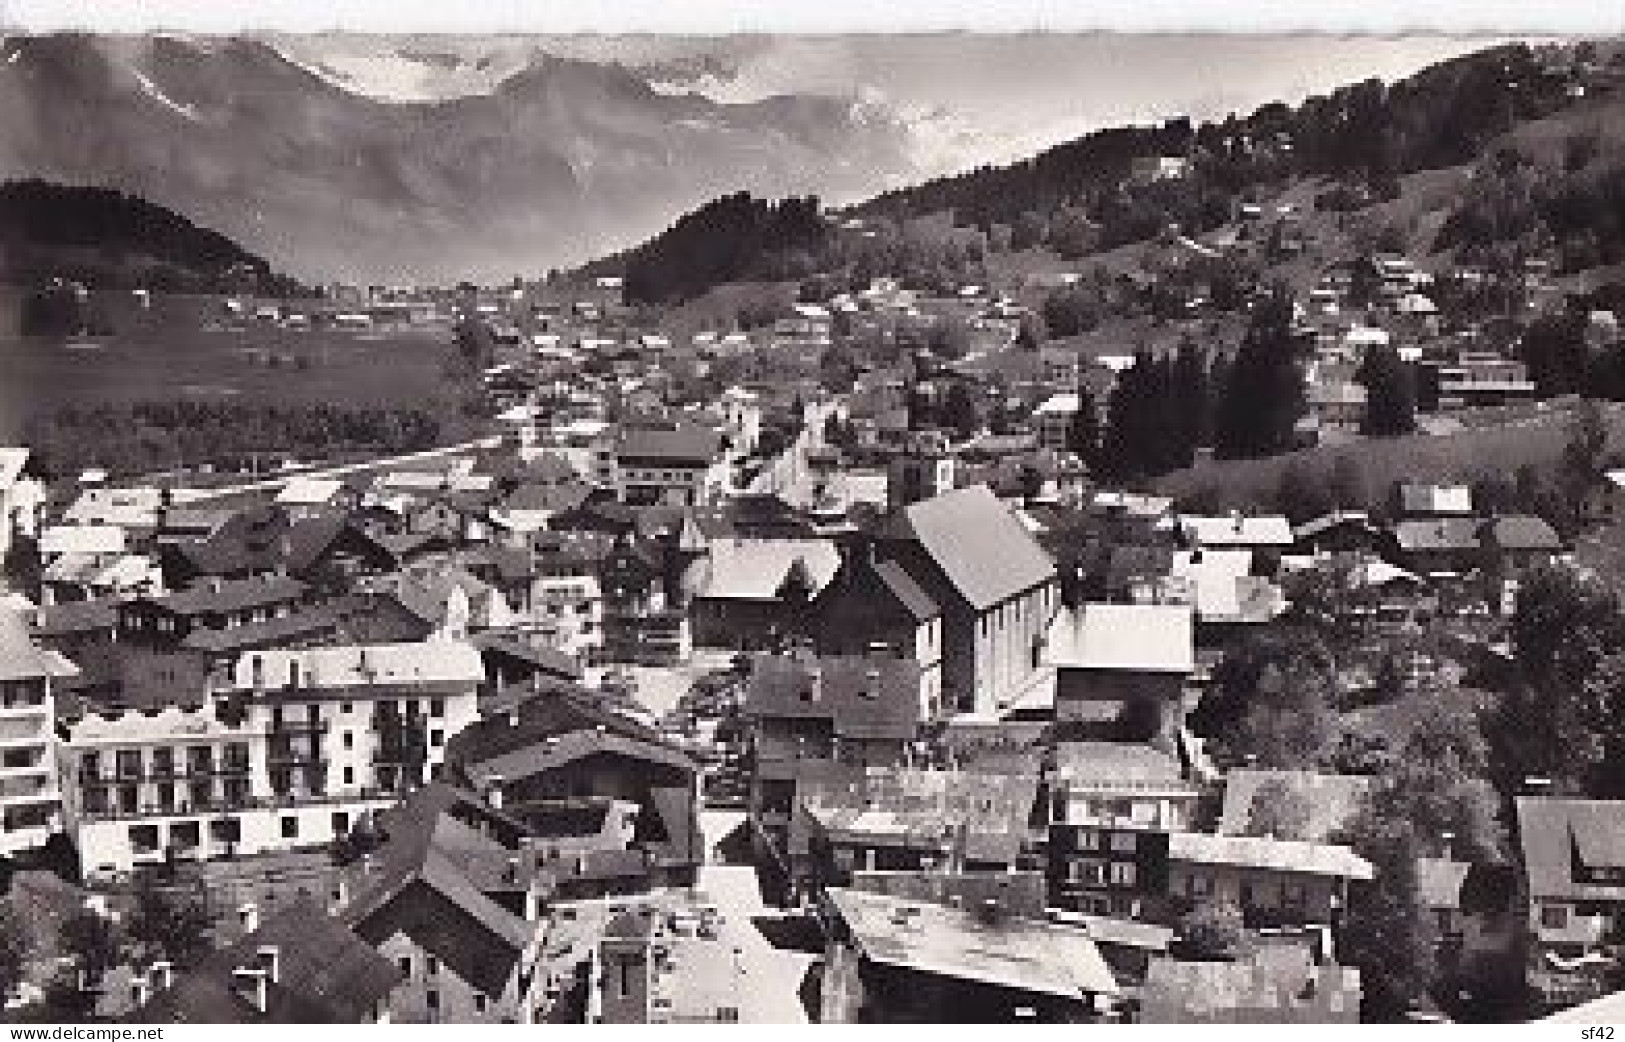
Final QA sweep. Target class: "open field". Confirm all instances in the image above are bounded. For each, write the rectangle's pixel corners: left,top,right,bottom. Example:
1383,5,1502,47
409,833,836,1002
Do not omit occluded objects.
0,289,463,440
1155,399,1625,511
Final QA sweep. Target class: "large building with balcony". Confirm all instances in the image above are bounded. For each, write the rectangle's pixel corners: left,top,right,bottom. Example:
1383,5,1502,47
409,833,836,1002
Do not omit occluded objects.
60,640,483,881
0,607,78,856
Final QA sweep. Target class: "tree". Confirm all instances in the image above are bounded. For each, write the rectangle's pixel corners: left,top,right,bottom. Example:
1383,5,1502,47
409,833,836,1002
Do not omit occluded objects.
1358,342,1417,436
1192,634,1342,770
1215,288,1306,459
127,876,212,967
1177,899,1249,960
1066,387,1100,465
58,908,122,986
939,383,980,442
1558,397,1609,535
1338,812,1437,1022
1244,777,1314,840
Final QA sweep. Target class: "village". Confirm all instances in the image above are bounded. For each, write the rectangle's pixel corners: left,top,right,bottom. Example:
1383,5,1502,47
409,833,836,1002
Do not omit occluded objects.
2,206,1625,1026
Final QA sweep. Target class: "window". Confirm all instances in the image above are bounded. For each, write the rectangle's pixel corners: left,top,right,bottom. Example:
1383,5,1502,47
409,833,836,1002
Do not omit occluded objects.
1109,862,1138,888
342,731,354,751
341,702,354,714
343,767,355,786
430,729,444,748
129,824,160,853
716,1007,740,1023
473,994,487,1015
116,749,143,779
430,698,445,718
1541,904,1570,930
1076,829,1102,851
1109,832,1138,854
331,812,350,837
426,957,439,978
398,957,412,979
425,990,440,1013
280,816,298,840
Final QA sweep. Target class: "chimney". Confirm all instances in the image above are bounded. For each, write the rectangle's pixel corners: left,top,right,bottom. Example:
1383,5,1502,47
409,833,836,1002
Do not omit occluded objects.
256,945,281,985
231,968,268,1015
238,902,260,934
149,960,174,991
485,773,505,810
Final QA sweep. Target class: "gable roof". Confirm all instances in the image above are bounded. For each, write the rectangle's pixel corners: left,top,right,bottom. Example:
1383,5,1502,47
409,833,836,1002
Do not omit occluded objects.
1043,603,1194,673
695,538,841,602
1394,518,1482,553
0,447,28,489
146,576,308,618
1053,742,1186,786
1170,514,1294,548
139,897,401,1024
616,422,722,463
1166,832,1374,880
744,653,921,737
896,484,1056,611
1517,797,1625,901
0,607,79,683
1399,483,1474,516
824,887,1118,1000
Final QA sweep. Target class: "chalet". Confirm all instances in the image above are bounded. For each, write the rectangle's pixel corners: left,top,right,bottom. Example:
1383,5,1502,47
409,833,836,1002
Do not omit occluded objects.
878,485,1059,717
1165,833,1373,929
1515,797,1625,1010
818,887,1119,1023
1047,742,1197,919
744,653,923,902
609,422,725,507
134,897,402,1024
1164,513,1294,554
116,576,310,649
1042,603,1193,742
339,801,542,1023
273,477,350,521
1291,511,1380,556
1034,393,1082,451
792,536,942,713
686,537,840,651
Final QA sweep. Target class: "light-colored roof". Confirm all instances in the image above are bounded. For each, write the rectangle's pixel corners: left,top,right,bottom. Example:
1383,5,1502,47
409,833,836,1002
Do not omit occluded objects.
900,484,1056,611
696,538,841,602
1415,858,1471,911
39,524,127,557
0,607,79,683
0,448,28,489
1517,797,1625,902
1054,742,1187,786
275,477,344,505
1543,989,1625,1023
1399,483,1474,516
1043,603,1194,673
230,641,483,692
1170,514,1294,548
1167,832,1373,880
825,887,1119,1000
1034,393,1082,416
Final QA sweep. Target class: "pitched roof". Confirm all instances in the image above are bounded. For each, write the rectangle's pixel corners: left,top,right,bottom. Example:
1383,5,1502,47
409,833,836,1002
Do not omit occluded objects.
896,484,1056,611
1053,742,1186,786
1166,832,1374,880
1043,603,1194,673
148,576,308,617
0,607,78,683
179,606,343,655
463,727,696,790
1217,770,1377,843
39,524,126,556
1517,797,1625,901
471,632,583,682
229,641,484,693
1484,514,1563,551
274,477,345,506
139,897,401,1024
1394,518,1482,553
744,653,921,737
1171,514,1294,548
0,447,28,489
695,538,841,602
615,422,722,463
824,887,1118,1000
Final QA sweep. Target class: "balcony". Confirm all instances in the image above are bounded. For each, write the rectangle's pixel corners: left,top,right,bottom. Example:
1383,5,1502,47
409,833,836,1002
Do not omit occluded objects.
78,786,400,823
269,718,331,735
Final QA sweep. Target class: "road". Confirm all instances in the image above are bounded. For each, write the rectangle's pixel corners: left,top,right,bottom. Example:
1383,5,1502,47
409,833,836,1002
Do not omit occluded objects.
693,863,818,1025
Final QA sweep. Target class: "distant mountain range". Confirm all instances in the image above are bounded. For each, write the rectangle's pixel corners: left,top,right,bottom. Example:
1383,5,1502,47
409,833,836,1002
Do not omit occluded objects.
0,35,919,283
0,34,1491,284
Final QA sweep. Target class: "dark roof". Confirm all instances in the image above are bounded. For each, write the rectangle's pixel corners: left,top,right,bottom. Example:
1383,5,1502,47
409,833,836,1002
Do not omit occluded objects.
32,598,118,637
615,422,721,463
143,576,308,618
179,606,342,654
745,653,922,737
874,559,940,622
137,896,401,1024
170,509,392,580
472,633,583,682
503,481,593,515
892,484,1056,611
